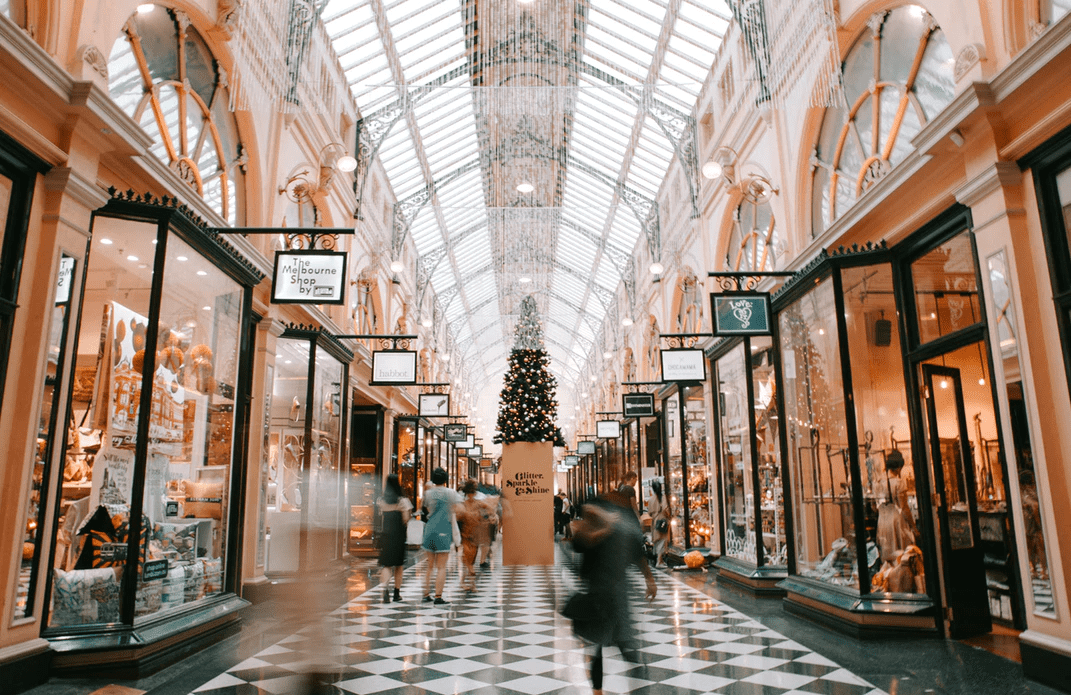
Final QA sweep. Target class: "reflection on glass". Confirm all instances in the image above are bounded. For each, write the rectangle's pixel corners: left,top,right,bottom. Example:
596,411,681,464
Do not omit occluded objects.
780,278,859,590
665,393,683,546
49,217,156,628
841,264,924,593
684,385,711,548
912,231,981,344
718,345,754,563
395,420,417,507
988,250,1055,617
266,340,310,574
0,172,12,252
15,256,75,619
751,337,786,568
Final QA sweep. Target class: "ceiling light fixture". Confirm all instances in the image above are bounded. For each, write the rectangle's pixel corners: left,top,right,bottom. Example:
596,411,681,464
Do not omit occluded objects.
177,255,188,261
390,260,404,274
603,351,613,359
421,318,433,327
99,238,113,245
519,276,532,283
196,270,208,276
137,3,154,14
336,155,358,173
621,317,633,327
516,181,534,193
649,261,664,275
701,161,723,180
127,255,139,262
202,306,211,311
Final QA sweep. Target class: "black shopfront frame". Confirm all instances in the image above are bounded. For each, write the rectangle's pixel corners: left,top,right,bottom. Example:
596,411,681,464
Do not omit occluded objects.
42,194,264,648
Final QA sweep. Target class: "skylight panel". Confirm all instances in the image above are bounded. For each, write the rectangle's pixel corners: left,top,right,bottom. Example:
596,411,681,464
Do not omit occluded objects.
679,0,732,30
584,30,651,78
591,14,659,55
582,53,640,85
555,225,599,273
662,49,711,83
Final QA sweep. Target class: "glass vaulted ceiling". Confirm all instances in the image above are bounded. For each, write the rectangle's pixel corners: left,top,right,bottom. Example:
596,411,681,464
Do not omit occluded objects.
323,0,729,399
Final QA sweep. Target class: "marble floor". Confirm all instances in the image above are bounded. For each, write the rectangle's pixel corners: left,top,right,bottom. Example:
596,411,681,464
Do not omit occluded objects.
23,542,1063,695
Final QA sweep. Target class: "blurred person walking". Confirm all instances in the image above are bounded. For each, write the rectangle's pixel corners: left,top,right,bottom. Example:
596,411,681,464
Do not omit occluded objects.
566,494,657,695
457,478,497,591
377,474,411,603
422,467,461,604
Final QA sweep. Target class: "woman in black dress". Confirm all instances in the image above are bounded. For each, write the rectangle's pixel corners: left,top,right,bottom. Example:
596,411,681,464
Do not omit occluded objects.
378,474,412,603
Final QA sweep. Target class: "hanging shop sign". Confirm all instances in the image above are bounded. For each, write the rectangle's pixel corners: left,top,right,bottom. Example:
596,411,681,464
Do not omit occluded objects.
596,420,621,439
443,423,468,442
271,249,348,304
418,393,450,417
711,293,772,336
622,392,655,418
370,350,417,385
480,458,494,469
564,455,579,467
459,434,475,450
661,348,707,382
467,445,483,459
577,440,596,455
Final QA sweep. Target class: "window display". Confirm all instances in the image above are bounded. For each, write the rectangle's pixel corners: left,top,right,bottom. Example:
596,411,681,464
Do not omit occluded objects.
265,333,348,574
664,393,683,546
780,278,858,590
683,385,712,548
14,255,76,619
47,203,259,630
717,344,754,563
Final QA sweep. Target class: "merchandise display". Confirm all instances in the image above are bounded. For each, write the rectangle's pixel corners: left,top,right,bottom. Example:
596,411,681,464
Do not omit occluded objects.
45,217,243,628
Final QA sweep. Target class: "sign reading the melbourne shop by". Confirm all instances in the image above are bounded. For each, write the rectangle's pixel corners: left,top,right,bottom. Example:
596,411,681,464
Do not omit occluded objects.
271,250,347,305
622,393,655,418
711,293,771,336
661,348,707,382
370,350,417,385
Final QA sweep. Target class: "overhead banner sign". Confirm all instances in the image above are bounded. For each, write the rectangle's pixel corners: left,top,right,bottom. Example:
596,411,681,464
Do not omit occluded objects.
443,423,467,442
370,350,417,385
271,250,347,305
661,348,707,383
596,420,621,439
622,393,655,418
577,440,596,455
419,393,450,417
563,455,579,467
711,293,772,336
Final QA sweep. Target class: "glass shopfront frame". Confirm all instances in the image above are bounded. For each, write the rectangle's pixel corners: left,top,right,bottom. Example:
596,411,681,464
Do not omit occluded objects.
41,196,261,637
349,405,384,555
711,334,790,585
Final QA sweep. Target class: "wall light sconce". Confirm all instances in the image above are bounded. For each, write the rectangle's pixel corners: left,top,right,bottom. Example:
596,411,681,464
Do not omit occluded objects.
702,145,778,204
389,259,404,274
317,142,357,189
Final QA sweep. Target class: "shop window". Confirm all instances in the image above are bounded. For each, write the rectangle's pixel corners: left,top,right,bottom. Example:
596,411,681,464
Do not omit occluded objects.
727,198,780,272
987,250,1056,617
811,5,954,236
107,5,243,224
717,344,755,563
265,334,348,574
46,201,259,631
911,231,982,344
14,256,76,620
779,278,857,589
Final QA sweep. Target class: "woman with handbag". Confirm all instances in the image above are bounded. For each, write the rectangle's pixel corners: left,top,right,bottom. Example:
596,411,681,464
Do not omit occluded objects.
377,474,411,603
647,479,670,568
568,495,657,695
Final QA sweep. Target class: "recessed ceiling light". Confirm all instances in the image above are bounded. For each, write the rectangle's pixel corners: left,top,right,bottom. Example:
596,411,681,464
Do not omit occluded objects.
603,351,612,359
621,317,633,326
516,181,534,193
202,306,211,311
137,4,154,14
422,318,433,327
649,262,664,275
519,276,532,283
138,264,148,269
285,360,292,364
127,255,139,261
390,260,404,273
196,270,208,276
589,375,597,382
177,256,188,261
581,392,589,398
99,238,113,245
151,239,158,245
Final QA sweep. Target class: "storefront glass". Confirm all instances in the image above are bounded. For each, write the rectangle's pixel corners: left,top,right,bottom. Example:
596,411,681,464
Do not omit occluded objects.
15,255,76,619
988,250,1056,617
780,278,857,590
47,208,254,628
682,385,711,547
913,233,981,344
665,393,683,545
842,264,922,593
717,344,754,563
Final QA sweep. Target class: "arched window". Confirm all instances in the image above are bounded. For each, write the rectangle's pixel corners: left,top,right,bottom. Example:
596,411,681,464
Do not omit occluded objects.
811,5,954,236
107,5,243,224
727,197,780,272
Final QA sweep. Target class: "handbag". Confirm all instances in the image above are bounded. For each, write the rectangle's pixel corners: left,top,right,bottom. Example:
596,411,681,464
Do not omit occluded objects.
654,516,669,533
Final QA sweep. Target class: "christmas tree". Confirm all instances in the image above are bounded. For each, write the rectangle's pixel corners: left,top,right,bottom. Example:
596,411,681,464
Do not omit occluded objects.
495,296,565,446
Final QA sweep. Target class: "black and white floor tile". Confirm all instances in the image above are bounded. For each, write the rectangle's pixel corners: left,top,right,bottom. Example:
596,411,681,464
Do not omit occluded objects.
188,547,887,695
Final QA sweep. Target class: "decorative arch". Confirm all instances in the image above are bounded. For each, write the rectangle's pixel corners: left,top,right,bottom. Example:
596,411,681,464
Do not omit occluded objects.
107,4,245,224
809,5,955,237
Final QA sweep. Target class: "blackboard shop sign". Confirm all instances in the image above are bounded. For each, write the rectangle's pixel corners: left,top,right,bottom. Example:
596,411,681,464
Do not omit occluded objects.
143,559,169,581
271,250,347,305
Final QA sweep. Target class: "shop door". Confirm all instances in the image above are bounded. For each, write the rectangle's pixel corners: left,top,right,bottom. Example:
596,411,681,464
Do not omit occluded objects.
921,365,991,638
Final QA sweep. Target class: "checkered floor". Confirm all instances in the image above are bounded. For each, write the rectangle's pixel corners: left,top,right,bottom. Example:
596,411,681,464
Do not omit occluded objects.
189,546,888,695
